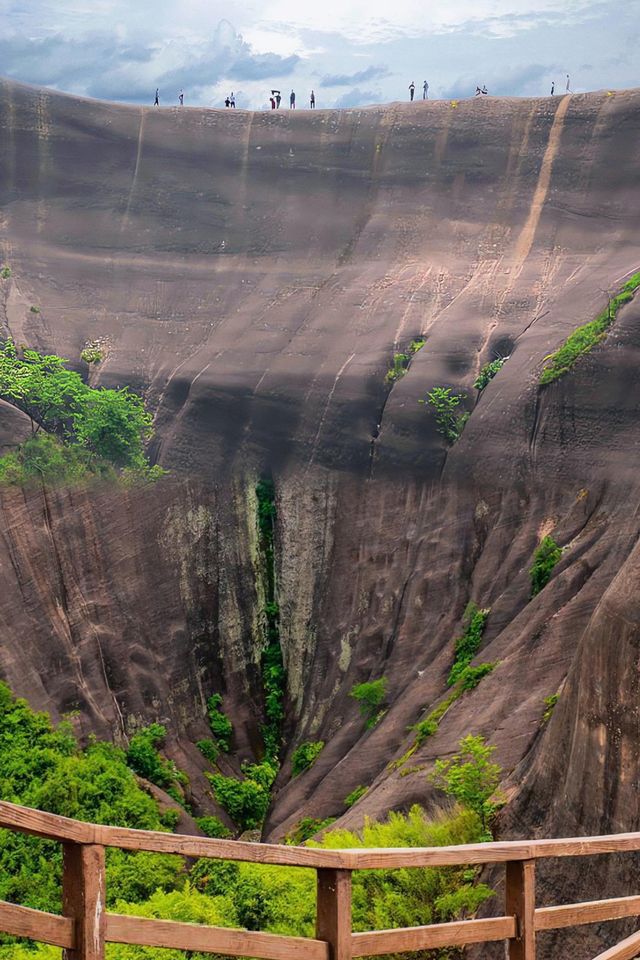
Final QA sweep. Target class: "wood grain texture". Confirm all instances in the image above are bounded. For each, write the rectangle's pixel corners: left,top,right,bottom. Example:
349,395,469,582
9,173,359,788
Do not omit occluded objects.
106,914,329,960
535,895,640,931
316,869,352,960
591,928,640,960
63,843,106,960
506,859,536,960
0,900,75,948
351,916,517,956
0,802,95,843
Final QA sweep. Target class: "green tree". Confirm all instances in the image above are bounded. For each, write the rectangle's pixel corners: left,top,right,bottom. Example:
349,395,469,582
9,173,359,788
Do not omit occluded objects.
350,678,387,729
206,694,233,752
430,735,504,839
72,387,152,468
530,535,562,596
291,741,325,776
424,387,468,444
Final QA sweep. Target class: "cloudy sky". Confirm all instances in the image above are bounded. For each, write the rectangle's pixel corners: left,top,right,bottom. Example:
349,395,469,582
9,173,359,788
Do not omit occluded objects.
1,0,638,110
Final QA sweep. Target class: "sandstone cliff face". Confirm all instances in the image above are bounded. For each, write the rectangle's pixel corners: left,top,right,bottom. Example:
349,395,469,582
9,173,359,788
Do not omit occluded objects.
2,77,640,952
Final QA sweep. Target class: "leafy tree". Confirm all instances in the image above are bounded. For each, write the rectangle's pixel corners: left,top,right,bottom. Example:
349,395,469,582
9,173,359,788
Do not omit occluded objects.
350,678,388,729
72,387,152,468
291,741,325,776
430,735,504,839
530,535,562,596
423,387,469,444
208,761,277,831
126,724,186,800
448,604,491,686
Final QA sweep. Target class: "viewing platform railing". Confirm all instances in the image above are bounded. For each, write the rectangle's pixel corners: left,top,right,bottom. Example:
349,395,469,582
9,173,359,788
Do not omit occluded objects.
0,801,639,959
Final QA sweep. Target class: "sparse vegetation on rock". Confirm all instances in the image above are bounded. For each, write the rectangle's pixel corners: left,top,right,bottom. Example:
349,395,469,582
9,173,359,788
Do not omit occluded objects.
423,386,469,444
540,272,640,384
206,693,233,752
344,785,367,807
430,734,505,839
542,693,560,722
350,677,388,728
291,740,325,776
474,357,507,391
530,535,562,596
448,603,491,686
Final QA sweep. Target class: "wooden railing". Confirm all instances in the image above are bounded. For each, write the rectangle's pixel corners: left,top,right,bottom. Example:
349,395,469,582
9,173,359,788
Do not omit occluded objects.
1,802,640,959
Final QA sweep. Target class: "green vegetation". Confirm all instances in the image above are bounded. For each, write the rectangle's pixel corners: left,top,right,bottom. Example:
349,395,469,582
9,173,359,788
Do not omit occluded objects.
0,434,115,487
448,604,490,686
291,741,325,776
474,357,506,392
208,760,278,832
0,340,162,485
540,272,640,385
0,266,11,280
206,693,233,752
195,815,231,839
80,346,104,364
384,337,426,385
0,684,496,959
530,535,562,596
430,735,505,839
344,785,367,807
29,306,40,314
350,677,388,729
285,816,337,844
125,724,188,805
542,693,560,723
423,386,469,444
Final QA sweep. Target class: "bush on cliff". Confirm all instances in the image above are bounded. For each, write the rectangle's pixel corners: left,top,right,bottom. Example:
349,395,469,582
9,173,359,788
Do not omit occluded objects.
530,535,562,596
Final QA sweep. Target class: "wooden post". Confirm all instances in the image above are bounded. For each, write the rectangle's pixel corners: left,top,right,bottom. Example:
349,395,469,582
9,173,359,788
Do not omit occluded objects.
506,859,536,960
62,843,106,960
316,868,352,960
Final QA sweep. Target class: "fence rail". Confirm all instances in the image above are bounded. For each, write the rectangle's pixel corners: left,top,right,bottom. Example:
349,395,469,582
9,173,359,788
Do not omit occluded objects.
1,801,640,959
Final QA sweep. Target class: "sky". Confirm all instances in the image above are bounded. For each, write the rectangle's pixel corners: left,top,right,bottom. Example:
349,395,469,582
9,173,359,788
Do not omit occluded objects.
1,0,638,110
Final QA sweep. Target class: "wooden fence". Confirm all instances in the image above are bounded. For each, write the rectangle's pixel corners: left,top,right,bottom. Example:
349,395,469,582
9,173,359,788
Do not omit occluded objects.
0,801,639,959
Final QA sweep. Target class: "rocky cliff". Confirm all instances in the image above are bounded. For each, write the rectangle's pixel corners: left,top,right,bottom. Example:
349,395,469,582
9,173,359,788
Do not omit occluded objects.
2,77,640,951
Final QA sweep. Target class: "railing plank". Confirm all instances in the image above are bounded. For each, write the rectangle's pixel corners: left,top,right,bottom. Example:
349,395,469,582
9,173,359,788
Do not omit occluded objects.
506,859,536,960
106,914,329,960
591,928,640,960
536,896,640,931
351,916,517,956
0,802,95,843
0,900,75,948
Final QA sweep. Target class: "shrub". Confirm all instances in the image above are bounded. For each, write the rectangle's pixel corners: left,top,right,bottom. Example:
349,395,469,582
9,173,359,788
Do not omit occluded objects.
457,662,497,691
540,272,640,384
196,739,219,765
344,785,367,807
542,693,560,723
126,723,185,796
0,266,11,279
385,352,409,384
423,386,468,444
430,735,505,839
29,306,40,314
206,694,233,752
80,346,103,364
409,337,427,354
291,741,325,776
286,817,337,844
448,604,490,686
208,760,277,831
474,357,506,391
350,677,387,729
0,434,114,487
530,535,562,596
196,815,231,838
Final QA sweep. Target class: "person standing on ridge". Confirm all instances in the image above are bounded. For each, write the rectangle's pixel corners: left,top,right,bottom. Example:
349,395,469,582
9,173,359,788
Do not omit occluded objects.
290,89,296,108
272,90,281,108
423,80,429,99
566,74,571,92
224,96,230,108
230,93,236,108
409,81,415,101
178,90,184,105
154,88,159,106
482,85,488,95
270,96,276,109
310,90,316,108
475,85,482,96
551,81,555,95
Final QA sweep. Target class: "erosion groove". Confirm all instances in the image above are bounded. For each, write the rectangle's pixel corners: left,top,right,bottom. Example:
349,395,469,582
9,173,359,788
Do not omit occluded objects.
2,79,640,959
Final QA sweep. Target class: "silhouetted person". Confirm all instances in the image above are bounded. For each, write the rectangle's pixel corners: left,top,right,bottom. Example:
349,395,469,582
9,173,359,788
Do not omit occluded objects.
290,89,296,108
230,93,236,108
475,86,482,96
566,74,571,92
310,90,316,108
154,88,159,106
482,85,488,95
179,91,184,105
272,90,281,108
423,80,429,100
225,96,230,108
270,96,276,109
409,81,415,101
551,81,555,95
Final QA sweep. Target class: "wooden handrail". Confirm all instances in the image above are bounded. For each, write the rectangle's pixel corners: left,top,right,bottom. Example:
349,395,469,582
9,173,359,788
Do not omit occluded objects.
1,802,640,959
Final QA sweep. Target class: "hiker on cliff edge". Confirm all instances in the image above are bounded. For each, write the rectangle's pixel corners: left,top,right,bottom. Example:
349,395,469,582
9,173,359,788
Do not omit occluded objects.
290,89,296,108
310,90,316,109
154,88,159,106
409,81,415,101
423,80,429,99
551,81,555,95
230,93,236,108
270,96,276,110
566,74,571,92
178,90,184,105
272,90,281,108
